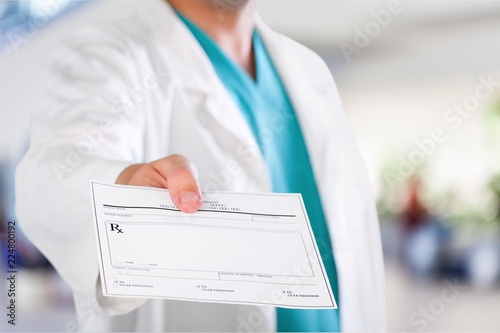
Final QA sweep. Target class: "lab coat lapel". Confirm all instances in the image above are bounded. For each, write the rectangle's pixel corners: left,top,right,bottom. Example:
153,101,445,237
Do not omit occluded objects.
257,19,387,331
141,2,254,140
138,1,269,189
255,18,332,209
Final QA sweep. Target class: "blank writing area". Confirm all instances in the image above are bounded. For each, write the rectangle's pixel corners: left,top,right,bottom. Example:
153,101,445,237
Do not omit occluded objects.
106,222,311,276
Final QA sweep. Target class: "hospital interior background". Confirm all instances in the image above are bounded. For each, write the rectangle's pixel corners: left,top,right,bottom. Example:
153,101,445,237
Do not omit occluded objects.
1,1,500,331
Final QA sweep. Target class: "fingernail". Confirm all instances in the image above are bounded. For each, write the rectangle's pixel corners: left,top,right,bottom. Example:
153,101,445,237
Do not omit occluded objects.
180,191,200,205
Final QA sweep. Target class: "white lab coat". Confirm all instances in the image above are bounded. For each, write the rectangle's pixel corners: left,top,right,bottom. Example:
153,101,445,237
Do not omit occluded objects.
16,0,386,331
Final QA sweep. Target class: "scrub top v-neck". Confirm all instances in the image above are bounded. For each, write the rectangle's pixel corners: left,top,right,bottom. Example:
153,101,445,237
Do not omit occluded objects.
177,12,341,332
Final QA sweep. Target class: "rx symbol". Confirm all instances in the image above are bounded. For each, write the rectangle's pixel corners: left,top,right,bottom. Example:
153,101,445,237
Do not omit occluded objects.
110,223,123,234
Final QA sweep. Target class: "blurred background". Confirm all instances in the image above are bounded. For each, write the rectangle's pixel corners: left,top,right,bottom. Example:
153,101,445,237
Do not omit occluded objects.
1,0,500,331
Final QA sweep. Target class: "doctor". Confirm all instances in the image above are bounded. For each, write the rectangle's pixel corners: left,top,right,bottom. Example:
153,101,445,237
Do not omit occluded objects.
16,0,386,331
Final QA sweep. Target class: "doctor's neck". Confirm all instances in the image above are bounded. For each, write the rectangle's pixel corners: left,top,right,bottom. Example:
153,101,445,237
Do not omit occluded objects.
168,0,256,78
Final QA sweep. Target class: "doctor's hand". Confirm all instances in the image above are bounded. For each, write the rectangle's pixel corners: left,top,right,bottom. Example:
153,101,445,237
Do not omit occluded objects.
115,154,202,213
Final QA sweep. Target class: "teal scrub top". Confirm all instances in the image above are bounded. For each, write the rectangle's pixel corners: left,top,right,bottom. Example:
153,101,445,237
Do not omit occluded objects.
177,13,341,332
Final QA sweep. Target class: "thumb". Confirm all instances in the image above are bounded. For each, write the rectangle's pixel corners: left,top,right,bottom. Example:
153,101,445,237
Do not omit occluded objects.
151,154,202,213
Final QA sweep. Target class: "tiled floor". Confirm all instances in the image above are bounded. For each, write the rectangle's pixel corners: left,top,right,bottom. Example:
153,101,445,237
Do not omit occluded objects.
386,263,500,332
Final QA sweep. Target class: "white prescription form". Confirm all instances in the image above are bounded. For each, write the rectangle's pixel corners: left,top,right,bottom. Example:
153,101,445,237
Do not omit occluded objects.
91,181,337,309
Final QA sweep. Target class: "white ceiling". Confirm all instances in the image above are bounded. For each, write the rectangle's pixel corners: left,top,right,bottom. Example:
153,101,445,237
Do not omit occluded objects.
256,1,500,85
257,1,500,48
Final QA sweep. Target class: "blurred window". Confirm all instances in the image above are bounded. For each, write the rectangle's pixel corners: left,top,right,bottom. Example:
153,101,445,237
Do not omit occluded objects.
0,0,84,52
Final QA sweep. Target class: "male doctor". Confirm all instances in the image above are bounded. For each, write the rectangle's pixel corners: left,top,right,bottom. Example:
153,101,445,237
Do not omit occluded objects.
16,0,386,331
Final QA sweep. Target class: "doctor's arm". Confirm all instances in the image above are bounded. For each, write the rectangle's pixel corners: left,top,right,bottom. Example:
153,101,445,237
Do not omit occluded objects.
15,27,199,323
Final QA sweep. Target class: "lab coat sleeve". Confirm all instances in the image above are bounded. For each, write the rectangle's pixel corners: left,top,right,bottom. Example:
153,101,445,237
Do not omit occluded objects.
15,26,153,318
